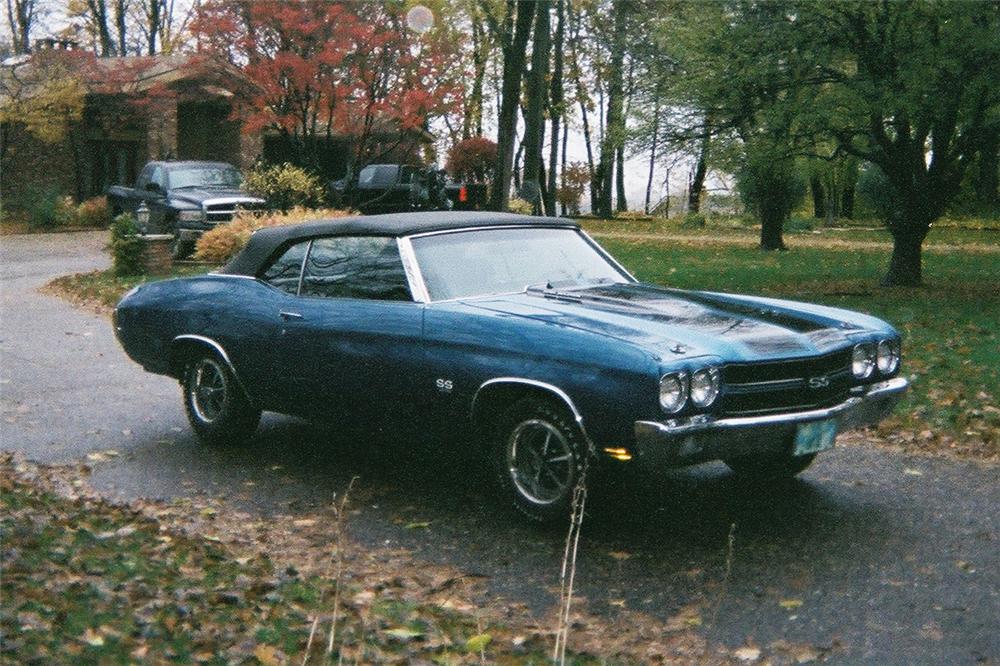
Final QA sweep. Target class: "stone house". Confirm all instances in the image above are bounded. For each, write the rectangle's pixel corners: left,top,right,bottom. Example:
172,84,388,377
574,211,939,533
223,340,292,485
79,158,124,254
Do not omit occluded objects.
1,43,261,203
1,41,433,206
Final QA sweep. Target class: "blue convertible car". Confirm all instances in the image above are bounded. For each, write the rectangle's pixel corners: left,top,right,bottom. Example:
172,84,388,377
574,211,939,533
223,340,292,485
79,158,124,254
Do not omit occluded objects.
114,212,908,521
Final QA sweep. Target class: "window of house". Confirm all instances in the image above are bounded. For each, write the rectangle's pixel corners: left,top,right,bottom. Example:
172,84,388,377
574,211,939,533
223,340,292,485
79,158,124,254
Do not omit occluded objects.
300,237,411,301
260,242,308,294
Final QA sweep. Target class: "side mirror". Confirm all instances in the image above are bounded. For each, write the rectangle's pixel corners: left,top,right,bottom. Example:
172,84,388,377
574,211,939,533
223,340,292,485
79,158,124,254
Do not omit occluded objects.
146,182,162,194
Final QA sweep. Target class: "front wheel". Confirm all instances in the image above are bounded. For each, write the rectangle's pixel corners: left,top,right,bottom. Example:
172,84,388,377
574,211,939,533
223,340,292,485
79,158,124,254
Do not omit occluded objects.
723,452,817,480
183,354,260,446
490,397,589,523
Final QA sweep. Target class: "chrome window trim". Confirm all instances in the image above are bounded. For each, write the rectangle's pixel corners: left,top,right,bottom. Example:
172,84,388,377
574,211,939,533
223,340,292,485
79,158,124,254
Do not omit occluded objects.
396,236,430,303
578,229,637,282
471,377,595,452
406,223,579,240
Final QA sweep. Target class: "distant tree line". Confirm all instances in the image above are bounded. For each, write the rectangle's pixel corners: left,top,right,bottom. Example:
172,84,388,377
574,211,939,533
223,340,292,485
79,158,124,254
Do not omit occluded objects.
5,0,999,286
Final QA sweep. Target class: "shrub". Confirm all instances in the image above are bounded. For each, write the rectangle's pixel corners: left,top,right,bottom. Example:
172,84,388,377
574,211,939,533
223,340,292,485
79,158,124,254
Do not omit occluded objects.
783,216,815,233
507,197,534,215
243,162,325,212
110,213,144,277
681,213,706,229
445,137,497,183
17,185,75,228
72,196,111,227
194,207,354,264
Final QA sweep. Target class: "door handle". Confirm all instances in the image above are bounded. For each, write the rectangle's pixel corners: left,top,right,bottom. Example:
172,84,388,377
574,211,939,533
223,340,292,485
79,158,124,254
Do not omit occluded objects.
279,311,304,321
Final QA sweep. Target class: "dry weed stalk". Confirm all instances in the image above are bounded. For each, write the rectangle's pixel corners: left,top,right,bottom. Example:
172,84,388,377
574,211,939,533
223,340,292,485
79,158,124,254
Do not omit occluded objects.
709,522,737,628
326,476,359,657
552,474,588,665
300,475,359,666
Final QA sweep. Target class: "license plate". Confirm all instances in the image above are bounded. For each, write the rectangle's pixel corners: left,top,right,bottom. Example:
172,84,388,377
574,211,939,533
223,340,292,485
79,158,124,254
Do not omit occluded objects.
794,418,838,456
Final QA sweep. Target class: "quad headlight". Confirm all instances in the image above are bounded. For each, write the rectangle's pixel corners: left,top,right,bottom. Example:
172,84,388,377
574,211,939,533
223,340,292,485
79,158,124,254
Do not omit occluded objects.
877,339,900,374
659,372,689,414
852,343,876,379
690,367,721,408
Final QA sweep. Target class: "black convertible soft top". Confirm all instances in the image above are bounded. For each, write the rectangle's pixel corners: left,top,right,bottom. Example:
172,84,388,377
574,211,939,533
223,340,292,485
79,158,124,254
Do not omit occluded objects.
219,211,577,277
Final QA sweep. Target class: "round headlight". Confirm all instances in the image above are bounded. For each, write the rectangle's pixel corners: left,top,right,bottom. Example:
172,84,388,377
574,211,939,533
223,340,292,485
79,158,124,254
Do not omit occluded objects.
659,372,688,413
690,367,720,408
877,339,899,374
852,343,876,379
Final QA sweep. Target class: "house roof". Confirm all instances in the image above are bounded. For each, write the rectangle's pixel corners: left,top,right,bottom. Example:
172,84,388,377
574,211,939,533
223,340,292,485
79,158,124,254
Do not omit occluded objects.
220,212,578,277
0,50,249,102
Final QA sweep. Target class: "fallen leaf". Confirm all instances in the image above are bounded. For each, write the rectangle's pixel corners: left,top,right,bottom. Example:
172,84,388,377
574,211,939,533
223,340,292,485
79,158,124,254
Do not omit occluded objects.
734,646,761,662
292,518,317,527
81,627,104,647
779,599,803,610
609,551,632,561
253,644,282,665
903,468,924,476
465,633,492,653
404,521,431,529
385,627,423,642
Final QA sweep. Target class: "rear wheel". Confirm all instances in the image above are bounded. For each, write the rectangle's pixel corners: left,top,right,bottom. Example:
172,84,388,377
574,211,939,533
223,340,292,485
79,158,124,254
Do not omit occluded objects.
183,354,260,446
490,397,589,523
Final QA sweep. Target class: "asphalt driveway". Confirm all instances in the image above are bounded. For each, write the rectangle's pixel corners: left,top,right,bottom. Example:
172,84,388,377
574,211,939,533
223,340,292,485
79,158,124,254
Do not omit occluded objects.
1,230,997,663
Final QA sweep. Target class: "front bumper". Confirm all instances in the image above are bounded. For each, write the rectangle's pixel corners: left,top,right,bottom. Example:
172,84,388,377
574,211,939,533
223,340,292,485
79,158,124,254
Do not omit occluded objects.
632,377,908,466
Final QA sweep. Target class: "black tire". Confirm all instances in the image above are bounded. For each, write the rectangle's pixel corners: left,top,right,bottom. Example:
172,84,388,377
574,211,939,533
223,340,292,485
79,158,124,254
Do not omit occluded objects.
723,451,816,480
490,396,589,523
182,353,260,446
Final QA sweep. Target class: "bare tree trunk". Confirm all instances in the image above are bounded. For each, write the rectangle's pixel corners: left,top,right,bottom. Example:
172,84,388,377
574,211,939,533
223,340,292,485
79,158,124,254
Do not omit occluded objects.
615,145,627,212
567,0,596,213
7,0,36,53
688,131,709,214
545,0,565,217
114,0,127,55
595,0,627,218
644,96,660,214
489,0,535,212
464,15,487,139
974,127,999,206
810,175,825,218
87,0,116,55
521,0,550,213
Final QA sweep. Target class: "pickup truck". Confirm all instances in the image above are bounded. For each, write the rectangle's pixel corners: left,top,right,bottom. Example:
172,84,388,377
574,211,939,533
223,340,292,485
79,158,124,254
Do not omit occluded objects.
107,161,267,258
329,164,487,214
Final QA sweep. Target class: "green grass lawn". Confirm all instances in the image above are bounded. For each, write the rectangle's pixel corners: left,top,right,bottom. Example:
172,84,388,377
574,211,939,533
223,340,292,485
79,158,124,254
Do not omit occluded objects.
593,233,998,459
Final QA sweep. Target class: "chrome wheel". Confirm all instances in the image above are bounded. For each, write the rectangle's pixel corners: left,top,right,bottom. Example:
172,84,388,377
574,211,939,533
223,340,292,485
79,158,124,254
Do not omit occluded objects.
190,358,228,423
507,419,575,505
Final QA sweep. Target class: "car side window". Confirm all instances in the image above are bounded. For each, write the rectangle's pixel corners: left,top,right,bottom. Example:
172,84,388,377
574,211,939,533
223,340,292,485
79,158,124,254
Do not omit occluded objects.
301,236,411,301
260,242,308,294
149,165,166,191
135,164,153,189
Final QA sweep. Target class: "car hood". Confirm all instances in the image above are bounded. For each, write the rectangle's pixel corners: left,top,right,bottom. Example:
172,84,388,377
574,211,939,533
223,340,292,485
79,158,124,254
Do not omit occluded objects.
169,189,265,207
465,283,892,362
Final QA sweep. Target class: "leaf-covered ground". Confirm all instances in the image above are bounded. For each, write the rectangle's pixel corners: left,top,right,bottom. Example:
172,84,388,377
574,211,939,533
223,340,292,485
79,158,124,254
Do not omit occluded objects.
1,454,741,664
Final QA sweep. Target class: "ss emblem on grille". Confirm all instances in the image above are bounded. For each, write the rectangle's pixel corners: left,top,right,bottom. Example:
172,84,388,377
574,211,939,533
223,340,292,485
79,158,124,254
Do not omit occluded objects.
808,375,830,389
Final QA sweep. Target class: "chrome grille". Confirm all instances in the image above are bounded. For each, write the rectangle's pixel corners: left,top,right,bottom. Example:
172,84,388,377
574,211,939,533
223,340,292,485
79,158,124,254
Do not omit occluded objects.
719,348,854,416
202,199,267,224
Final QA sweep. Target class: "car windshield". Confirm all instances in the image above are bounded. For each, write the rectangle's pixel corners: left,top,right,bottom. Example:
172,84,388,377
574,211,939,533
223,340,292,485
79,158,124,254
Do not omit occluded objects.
410,227,630,301
358,165,400,187
168,165,242,189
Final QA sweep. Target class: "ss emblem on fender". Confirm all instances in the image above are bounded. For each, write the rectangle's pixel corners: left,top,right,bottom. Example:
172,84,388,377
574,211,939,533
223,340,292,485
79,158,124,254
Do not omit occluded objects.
435,378,454,393
808,375,830,389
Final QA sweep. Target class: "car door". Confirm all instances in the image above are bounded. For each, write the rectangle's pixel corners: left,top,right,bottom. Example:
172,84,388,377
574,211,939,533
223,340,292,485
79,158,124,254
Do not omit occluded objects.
271,236,425,426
